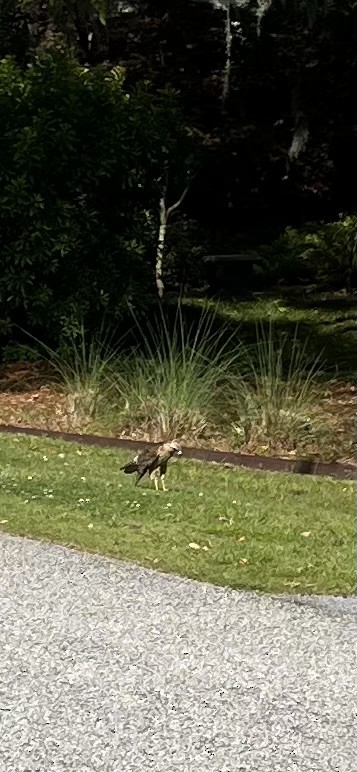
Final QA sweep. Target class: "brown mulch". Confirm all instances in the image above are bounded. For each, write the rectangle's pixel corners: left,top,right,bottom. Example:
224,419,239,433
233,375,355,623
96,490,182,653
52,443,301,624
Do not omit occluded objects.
0,362,68,429
0,362,355,466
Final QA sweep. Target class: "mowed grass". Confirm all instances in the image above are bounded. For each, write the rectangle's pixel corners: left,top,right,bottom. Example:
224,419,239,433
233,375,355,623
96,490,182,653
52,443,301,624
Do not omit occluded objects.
183,292,357,375
0,433,355,596
184,293,356,332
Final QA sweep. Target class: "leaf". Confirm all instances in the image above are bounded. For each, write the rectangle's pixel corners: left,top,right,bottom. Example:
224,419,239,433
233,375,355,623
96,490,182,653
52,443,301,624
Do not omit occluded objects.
188,542,201,550
239,558,248,565
235,535,246,542
301,531,311,537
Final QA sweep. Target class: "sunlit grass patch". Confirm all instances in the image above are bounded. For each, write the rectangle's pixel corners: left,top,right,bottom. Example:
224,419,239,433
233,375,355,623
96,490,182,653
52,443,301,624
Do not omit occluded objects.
0,433,355,596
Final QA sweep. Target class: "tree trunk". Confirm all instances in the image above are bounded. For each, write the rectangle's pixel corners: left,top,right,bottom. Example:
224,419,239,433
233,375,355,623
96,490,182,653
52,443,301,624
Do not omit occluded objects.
155,195,167,299
155,181,190,299
222,2,232,106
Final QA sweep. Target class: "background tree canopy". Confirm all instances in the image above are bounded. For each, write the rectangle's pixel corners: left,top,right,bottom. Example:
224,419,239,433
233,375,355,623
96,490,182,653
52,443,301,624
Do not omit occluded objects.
0,0,356,340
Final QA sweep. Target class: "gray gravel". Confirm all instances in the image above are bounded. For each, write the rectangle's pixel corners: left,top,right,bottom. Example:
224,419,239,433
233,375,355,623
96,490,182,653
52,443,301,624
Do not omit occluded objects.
0,533,356,772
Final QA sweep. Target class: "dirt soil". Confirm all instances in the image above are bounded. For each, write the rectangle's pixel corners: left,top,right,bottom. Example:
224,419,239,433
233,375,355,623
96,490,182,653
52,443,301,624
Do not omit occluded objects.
0,362,355,465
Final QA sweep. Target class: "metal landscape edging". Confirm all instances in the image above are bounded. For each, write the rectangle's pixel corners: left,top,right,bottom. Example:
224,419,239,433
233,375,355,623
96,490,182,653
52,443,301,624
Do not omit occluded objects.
0,424,355,481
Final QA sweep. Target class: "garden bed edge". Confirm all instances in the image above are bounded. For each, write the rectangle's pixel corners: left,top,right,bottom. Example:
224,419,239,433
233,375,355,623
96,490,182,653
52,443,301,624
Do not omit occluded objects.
0,424,355,481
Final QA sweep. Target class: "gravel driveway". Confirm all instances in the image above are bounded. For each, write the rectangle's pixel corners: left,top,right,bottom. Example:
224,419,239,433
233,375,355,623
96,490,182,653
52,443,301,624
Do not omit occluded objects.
0,532,356,772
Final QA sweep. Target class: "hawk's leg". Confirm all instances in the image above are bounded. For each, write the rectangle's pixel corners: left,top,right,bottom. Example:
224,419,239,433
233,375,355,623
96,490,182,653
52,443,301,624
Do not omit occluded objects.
150,470,160,491
160,474,167,492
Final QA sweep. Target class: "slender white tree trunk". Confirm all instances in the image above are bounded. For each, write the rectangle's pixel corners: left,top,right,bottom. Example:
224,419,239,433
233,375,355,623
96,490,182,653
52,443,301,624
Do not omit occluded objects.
222,2,232,105
154,181,190,300
156,195,167,299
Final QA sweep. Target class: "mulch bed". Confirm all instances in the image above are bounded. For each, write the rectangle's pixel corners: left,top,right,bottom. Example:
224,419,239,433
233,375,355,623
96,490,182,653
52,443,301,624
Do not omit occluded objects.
0,362,355,478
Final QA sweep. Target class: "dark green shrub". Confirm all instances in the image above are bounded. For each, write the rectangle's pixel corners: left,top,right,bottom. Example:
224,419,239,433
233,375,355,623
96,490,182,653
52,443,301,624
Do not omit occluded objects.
0,52,195,340
258,216,357,288
1,342,42,363
302,216,357,288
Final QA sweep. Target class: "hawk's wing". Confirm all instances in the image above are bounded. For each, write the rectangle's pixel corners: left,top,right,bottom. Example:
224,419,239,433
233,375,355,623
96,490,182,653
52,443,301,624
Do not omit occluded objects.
159,459,168,475
136,445,160,473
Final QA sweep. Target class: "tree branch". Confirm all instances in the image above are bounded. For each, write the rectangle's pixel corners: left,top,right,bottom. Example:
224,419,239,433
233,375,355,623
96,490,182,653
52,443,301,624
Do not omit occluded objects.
154,178,191,299
166,184,190,219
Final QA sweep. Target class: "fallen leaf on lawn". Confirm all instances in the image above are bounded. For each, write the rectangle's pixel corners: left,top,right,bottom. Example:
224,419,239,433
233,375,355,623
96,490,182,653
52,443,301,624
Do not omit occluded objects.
235,536,246,542
153,558,159,564
87,523,94,529
239,558,248,565
301,531,311,537
202,545,209,551
188,542,201,550
0,519,8,524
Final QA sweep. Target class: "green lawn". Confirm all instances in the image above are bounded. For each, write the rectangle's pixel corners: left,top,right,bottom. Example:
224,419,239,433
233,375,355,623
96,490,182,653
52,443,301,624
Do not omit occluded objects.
0,433,355,596
183,291,357,376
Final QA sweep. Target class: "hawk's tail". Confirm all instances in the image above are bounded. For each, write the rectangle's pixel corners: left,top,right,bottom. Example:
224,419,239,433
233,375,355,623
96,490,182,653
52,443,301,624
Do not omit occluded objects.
120,462,138,474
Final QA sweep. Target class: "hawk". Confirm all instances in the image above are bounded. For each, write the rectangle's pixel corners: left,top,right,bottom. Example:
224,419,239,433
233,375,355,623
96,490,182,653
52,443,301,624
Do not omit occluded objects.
120,440,182,491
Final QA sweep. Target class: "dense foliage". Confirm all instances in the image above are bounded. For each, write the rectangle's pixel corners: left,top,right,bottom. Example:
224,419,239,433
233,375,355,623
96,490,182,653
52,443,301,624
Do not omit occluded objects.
0,0,356,343
257,215,357,288
0,51,195,335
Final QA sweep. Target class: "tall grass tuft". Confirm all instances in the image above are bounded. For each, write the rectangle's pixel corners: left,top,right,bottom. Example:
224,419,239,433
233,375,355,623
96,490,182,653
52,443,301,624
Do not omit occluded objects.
23,323,119,427
20,312,330,455
230,323,325,453
111,303,239,441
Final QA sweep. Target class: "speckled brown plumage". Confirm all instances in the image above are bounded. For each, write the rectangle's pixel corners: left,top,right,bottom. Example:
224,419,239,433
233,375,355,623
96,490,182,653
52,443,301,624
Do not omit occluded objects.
120,440,182,490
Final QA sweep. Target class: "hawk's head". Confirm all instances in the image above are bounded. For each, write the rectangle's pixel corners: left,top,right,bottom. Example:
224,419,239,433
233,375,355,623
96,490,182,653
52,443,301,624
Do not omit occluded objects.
167,440,182,456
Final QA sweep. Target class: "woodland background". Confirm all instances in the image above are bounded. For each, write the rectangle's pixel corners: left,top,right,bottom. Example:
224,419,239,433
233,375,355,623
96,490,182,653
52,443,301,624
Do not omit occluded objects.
0,0,356,343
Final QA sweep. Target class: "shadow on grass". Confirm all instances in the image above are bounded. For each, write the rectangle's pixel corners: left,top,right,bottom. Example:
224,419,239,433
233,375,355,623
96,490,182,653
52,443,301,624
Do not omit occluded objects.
279,289,357,314
173,290,356,379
